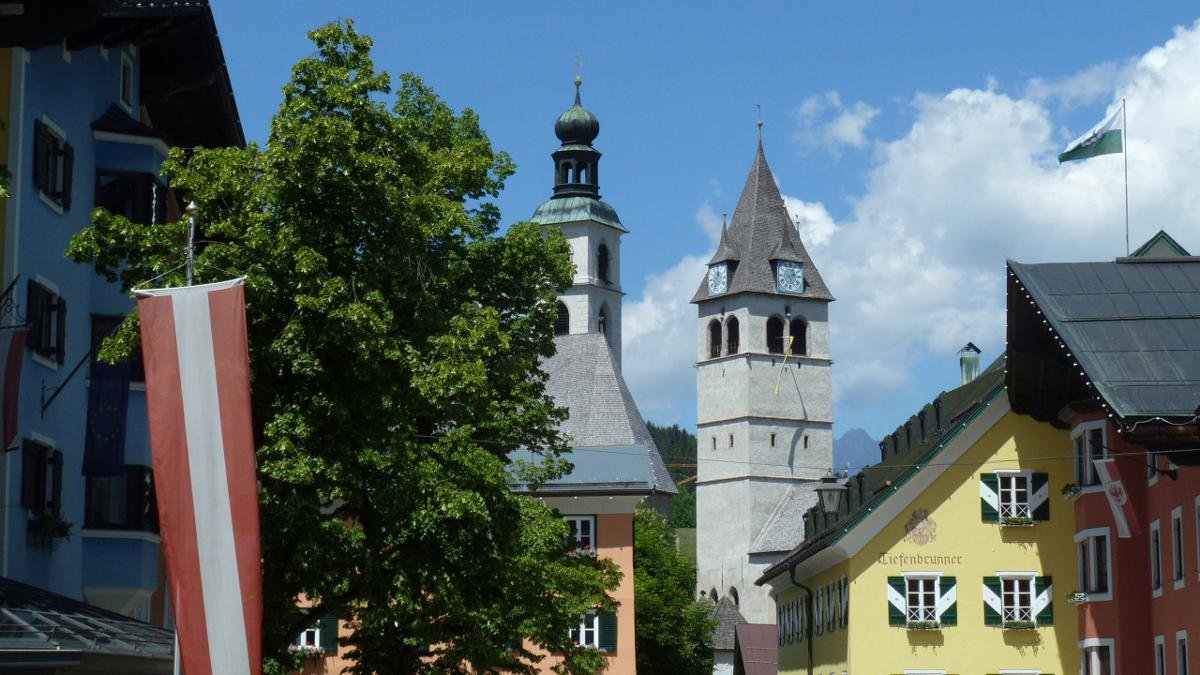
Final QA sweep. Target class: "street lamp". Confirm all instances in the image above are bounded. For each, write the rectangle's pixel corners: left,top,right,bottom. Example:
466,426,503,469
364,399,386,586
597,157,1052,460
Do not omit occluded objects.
815,469,848,515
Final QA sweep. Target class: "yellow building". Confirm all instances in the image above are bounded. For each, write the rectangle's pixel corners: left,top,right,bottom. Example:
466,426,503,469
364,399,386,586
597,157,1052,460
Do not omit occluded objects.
757,359,1079,675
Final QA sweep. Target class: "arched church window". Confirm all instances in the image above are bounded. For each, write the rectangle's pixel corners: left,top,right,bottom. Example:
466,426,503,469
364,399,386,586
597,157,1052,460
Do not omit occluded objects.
554,301,570,336
598,304,608,335
767,317,785,354
726,316,740,355
597,244,610,283
789,318,807,355
728,587,740,607
579,164,588,184
708,320,722,359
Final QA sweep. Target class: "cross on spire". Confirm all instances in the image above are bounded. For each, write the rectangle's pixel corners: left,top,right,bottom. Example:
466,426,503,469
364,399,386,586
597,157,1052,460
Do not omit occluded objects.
756,103,763,140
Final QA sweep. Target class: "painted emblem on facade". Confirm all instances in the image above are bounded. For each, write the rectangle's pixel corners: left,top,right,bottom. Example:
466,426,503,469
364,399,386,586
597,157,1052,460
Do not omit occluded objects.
1106,481,1128,506
903,509,937,546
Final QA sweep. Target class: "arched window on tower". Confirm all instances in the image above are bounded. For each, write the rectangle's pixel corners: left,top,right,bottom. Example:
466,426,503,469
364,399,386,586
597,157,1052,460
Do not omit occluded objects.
726,316,740,355
554,301,570,336
728,587,740,607
767,317,785,354
579,164,588,184
789,318,807,355
598,304,608,335
597,244,610,283
708,320,722,359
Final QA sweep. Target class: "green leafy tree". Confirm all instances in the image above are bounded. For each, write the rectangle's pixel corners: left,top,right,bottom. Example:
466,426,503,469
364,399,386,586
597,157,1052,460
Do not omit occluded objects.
68,21,620,675
647,422,698,527
634,505,714,674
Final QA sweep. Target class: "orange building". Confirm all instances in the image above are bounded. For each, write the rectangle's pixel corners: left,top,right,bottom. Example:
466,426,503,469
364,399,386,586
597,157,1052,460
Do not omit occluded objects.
1006,231,1200,675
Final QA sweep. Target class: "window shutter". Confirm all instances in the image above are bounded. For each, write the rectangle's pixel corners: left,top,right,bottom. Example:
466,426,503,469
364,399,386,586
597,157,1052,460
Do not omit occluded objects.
1035,576,1053,625
60,143,74,211
26,281,44,353
597,612,617,652
1030,472,1050,520
55,295,66,364
49,451,63,516
318,616,338,651
887,576,906,626
840,576,849,627
982,577,1002,626
980,473,999,522
32,120,48,193
20,440,42,510
937,576,957,625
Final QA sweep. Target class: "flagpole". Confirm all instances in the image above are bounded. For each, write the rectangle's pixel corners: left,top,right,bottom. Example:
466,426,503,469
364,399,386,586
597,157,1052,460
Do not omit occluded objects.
1122,99,1129,255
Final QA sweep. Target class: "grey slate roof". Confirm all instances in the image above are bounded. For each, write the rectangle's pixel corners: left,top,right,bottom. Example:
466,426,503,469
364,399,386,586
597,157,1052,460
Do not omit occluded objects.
1009,257,1200,419
692,142,833,303
750,482,819,554
92,104,165,139
1131,229,1191,258
513,333,676,494
711,595,747,650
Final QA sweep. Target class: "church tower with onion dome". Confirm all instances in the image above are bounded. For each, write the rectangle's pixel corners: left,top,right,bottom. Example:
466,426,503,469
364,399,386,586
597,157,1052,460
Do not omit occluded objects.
692,125,835,625
531,77,626,367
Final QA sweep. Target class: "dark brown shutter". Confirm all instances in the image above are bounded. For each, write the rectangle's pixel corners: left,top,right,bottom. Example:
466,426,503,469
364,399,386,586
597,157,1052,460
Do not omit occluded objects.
20,440,40,510
26,281,43,353
50,451,63,516
60,143,74,210
55,295,66,364
32,120,48,193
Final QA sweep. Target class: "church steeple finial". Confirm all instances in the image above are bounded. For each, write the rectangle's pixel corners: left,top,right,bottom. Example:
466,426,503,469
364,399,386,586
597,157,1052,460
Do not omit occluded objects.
756,103,763,142
551,77,602,199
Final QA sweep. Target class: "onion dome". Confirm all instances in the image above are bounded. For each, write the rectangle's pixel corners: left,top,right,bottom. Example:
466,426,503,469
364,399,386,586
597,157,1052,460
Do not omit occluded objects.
554,76,600,145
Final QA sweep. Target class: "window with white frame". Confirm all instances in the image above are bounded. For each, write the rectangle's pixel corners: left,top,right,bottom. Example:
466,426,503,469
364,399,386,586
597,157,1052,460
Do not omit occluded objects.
564,515,595,553
570,611,598,648
1179,630,1190,675
120,52,134,110
33,117,74,212
1073,423,1106,487
998,472,1030,518
906,576,938,622
1080,638,1115,675
1155,635,1166,675
1172,507,1185,588
1151,519,1163,595
1001,576,1034,623
1075,529,1111,598
1148,450,1159,484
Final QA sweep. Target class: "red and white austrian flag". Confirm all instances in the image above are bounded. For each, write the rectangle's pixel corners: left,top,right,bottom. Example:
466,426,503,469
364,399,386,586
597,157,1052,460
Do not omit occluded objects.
136,278,262,675
1093,457,1140,539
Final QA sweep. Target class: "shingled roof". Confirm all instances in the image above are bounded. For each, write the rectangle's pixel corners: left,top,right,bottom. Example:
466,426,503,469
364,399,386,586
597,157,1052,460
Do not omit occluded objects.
749,483,819,554
511,333,676,495
1008,255,1200,420
692,142,832,303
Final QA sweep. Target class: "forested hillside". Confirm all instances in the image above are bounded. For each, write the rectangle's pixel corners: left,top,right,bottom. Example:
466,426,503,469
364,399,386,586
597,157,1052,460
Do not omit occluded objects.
647,422,697,528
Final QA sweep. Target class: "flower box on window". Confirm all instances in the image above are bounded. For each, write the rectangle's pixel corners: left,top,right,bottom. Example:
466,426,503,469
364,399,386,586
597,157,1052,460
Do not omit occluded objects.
906,620,940,631
1061,483,1082,501
288,644,324,658
1066,591,1088,604
1000,515,1035,527
1002,620,1036,631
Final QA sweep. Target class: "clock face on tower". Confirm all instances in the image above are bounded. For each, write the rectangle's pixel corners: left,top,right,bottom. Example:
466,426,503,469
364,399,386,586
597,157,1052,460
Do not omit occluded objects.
707,264,728,295
776,261,805,294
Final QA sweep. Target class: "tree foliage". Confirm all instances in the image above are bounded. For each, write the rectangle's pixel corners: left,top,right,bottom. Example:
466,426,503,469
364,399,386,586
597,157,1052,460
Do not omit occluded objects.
633,505,714,674
68,21,621,674
646,421,698,527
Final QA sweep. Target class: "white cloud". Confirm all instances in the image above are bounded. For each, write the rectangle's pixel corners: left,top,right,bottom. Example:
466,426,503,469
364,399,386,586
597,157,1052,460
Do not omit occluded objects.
794,91,880,154
623,18,1200,435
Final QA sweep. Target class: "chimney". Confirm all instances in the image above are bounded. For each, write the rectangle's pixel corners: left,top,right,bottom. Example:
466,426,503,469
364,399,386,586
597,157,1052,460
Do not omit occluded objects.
959,342,981,385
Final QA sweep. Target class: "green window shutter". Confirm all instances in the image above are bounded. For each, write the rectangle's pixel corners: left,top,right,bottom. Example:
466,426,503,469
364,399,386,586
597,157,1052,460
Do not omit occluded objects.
887,576,906,626
983,577,1002,626
1031,472,1050,520
597,612,618,652
980,473,999,522
319,616,338,652
32,120,48,193
1035,576,1053,625
938,576,957,626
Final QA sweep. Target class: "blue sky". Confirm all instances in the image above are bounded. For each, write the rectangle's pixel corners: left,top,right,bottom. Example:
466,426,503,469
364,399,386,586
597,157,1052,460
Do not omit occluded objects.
213,2,1200,445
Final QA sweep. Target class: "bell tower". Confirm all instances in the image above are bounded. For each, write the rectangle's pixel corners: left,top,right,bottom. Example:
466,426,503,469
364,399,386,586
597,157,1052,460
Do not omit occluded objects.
532,77,626,366
692,134,834,623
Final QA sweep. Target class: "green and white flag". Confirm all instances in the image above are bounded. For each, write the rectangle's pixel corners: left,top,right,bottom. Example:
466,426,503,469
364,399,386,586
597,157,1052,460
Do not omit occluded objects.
1058,107,1124,163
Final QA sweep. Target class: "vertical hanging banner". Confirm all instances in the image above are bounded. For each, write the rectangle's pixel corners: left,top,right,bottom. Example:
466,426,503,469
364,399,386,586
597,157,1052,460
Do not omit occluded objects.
136,278,261,675
1093,457,1141,539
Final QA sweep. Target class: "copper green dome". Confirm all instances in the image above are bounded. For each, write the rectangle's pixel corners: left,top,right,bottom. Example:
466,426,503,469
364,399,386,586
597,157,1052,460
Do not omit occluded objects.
554,76,600,145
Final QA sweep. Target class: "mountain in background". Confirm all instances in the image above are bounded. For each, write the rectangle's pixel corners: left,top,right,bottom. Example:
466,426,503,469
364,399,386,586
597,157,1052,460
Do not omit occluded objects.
834,428,879,473
646,421,696,528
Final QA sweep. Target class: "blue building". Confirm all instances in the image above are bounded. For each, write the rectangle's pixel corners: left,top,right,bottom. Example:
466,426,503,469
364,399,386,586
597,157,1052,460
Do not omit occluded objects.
0,2,241,670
